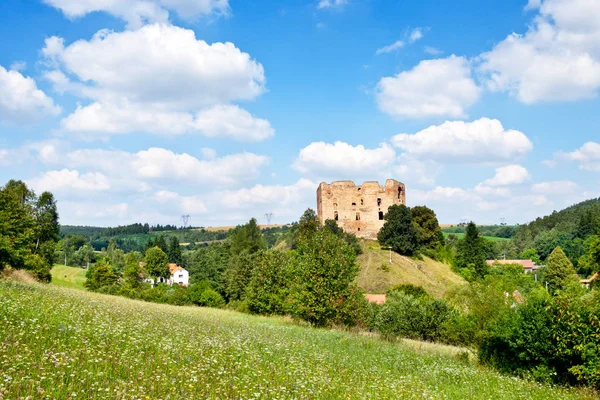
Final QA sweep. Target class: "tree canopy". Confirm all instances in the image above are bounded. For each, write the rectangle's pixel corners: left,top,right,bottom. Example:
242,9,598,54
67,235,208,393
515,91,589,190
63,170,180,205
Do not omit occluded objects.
377,205,418,255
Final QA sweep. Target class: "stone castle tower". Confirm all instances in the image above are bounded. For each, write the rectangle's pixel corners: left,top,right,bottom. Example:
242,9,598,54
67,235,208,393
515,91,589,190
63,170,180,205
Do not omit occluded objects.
316,179,406,240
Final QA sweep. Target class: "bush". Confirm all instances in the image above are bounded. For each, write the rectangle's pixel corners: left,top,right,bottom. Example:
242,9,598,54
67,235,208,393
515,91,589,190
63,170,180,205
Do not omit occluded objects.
373,292,455,342
246,251,291,315
166,286,190,306
198,289,225,308
386,283,429,299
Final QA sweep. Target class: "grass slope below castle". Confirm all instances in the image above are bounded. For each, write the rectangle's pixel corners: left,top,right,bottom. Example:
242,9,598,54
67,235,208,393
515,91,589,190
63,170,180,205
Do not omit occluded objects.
0,280,590,400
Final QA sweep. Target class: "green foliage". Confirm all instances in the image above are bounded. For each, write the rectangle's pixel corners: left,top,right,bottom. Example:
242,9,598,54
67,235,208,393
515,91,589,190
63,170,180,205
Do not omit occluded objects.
122,252,142,289
229,218,266,256
188,280,224,308
144,246,169,279
387,283,429,299
453,222,489,280
0,180,59,281
544,247,578,293
84,259,119,291
246,250,291,315
377,205,418,256
373,292,456,342
224,252,255,301
520,248,541,264
411,206,444,249
323,219,362,255
167,236,183,265
184,243,229,293
288,229,365,326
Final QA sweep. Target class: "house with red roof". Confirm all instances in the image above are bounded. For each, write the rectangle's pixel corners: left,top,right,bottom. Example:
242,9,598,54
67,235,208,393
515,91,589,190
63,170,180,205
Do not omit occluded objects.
486,259,539,273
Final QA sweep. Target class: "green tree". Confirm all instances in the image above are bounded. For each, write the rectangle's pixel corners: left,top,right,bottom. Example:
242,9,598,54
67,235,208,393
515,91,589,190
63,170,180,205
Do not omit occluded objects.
246,250,291,315
454,222,488,280
223,252,254,301
377,205,418,255
0,180,36,271
122,252,142,289
184,243,229,294
520,248,541,265
167,236,183,265
85,259,119,291
288,229,365,326
75,243,96,268
576,210,599,239
411,205,444,249
144,246,169,280
229,218,266,255
33,192,59,261
544,246,578,293
153,235,168,253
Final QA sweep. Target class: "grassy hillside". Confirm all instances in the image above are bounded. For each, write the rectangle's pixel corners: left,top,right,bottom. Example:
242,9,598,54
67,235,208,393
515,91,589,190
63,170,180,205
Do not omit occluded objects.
442,232,510,242
357,241,466,297
50,264,87,290
0,280,591,400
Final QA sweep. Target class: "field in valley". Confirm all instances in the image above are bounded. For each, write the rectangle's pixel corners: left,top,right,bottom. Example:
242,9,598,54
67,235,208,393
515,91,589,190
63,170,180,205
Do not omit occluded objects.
1,280,594,400
50,264,87,290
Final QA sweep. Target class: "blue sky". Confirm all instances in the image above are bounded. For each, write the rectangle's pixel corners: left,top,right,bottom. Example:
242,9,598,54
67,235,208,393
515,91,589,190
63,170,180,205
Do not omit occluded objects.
1,0,599,227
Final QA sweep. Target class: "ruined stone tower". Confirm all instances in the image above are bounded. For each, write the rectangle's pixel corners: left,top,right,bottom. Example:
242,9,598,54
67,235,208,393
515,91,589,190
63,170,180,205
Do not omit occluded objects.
316,179,406,240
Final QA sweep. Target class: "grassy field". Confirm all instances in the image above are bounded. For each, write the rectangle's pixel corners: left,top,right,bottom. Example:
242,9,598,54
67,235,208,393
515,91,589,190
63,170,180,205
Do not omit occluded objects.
1,280,594,400
357,241,466,297
441,232,510,242
50,264,87,290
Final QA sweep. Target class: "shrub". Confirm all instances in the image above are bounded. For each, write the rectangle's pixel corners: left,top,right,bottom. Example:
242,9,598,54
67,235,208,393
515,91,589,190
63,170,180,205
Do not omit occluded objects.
198,289,225,308
386,283,429,299
246,251,291,315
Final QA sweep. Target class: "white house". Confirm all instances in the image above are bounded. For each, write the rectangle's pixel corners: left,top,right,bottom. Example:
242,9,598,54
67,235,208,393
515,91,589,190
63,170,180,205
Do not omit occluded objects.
141,262,189,287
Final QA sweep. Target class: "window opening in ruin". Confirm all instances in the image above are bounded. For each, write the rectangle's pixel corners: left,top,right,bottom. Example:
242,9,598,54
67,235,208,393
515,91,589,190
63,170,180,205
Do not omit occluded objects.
377,198,382,206
356,212,360,221
333,203,338,208
358,187,361,191
379,211,384,220
352,202,356,206
334,211,338,221
360,199,364,205
398,187,403,200
358,228,360,232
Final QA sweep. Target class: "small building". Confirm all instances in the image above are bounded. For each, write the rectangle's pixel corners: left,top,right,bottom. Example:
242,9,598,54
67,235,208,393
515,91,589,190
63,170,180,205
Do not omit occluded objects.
580,272,598,289
140,262,189,287
486,259,539,273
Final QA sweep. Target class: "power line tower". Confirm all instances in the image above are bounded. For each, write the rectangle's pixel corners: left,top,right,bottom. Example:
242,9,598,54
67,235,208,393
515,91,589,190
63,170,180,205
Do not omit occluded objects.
181,214,191,228
500,217,506,226
264,213,274,225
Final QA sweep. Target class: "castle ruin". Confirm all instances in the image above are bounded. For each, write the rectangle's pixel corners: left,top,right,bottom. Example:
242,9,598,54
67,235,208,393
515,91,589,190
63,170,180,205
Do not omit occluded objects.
316,179,406,240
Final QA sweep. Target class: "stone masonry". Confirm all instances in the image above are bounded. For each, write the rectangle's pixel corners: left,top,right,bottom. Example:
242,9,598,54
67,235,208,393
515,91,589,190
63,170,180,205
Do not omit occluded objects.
316,179,406,240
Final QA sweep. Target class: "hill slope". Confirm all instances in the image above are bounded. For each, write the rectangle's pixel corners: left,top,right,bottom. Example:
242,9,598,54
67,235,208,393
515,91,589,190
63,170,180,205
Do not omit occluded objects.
357,241,466,297
0,281,588,399
50,264,87,290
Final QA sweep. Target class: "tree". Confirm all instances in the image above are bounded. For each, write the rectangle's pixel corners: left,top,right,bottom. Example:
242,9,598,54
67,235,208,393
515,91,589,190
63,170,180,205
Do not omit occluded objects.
75,243,95,268
454,222,488,280
144,246,169,280
85,259,119,290
122,252,142,289
576,210,599,239
223,252,254,301
184,243,229,294
545,246,578,293
167,236,183,266
288,229,365,326
153,235,168,253
298,209,319,241
411,206,444,249
377,205,418,255
33,192,59,263
229,218,266,256
520,248,541,265
246,250,291,315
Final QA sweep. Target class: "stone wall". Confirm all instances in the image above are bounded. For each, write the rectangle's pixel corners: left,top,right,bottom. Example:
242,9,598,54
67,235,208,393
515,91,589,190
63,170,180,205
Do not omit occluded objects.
316,179,406,239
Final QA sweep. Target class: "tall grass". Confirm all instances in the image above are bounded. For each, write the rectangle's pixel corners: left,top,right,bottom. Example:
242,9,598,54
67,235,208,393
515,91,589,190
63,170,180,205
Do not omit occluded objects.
0,280,594,399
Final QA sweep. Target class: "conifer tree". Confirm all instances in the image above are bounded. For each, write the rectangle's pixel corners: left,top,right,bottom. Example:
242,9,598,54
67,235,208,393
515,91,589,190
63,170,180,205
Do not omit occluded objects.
454,222,488,280
545,246,578,293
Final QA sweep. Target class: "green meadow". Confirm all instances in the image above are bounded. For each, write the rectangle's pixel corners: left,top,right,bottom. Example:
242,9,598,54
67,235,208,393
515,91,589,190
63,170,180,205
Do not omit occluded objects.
1,280,594,400
50,264,87,290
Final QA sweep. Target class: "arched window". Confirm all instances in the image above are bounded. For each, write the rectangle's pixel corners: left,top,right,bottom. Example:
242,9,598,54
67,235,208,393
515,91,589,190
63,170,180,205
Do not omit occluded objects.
379,211,384,220
356,212,360,221
334,211,338,221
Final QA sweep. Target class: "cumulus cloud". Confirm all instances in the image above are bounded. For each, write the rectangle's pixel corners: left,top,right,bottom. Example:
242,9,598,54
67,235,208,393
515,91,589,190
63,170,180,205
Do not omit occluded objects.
43,0,230,29
154,190,208,214
409,28,424,43
532,180,578,195
479,0,600,103
28,169,111,193
43,24,272,140
483,165,531,186
64,147,269,187
391,118,533,163
61,103,274,141
0,65,61,124
376,55,481,118
554,142,600,172
293,141,396,176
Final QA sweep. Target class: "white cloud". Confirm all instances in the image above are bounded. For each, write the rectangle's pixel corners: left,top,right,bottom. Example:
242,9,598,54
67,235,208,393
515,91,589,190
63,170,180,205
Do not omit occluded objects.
409,28,423,43
65,147,269,187
293,141,396,176
28,169,111,193
483,165,531,186
317,0,347,9
479,0,600,103
411,186,476,203
391,118,533,163
473,184,511,197
0,65,61,124
200,147,217,160
61,103,274,141
10,62,27,71
555,142,600,172
44,25,265,108
43,0,230,29
376,40,405,55
424,46,443,56
43,24,272,139
154,190,208,214
376,55,481,118
532,180,578,195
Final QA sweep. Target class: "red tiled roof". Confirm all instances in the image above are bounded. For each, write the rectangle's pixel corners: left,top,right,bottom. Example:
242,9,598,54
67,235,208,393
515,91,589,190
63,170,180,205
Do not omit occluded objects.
486,259,535,269
168,263,183,274
364,294,386,305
